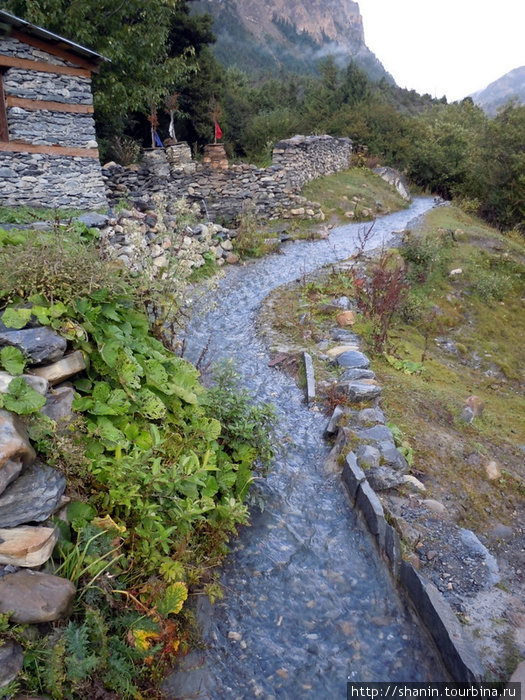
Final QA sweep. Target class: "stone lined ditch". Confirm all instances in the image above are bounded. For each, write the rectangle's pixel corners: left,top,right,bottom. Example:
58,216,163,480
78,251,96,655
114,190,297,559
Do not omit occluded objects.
164,198,448,699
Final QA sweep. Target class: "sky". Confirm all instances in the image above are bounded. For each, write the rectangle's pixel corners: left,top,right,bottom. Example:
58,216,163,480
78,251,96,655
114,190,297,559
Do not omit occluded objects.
357,0,525,102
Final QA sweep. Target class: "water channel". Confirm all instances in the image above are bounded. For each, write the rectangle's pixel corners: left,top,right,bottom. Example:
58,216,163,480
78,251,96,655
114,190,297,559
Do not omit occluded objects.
164,198,447,699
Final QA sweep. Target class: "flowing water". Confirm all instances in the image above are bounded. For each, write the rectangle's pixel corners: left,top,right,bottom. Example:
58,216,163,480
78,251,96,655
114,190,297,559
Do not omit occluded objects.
164,198,447,699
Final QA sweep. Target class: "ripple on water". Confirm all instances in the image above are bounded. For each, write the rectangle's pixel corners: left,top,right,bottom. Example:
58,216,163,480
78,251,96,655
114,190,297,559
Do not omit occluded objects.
164,200,447,699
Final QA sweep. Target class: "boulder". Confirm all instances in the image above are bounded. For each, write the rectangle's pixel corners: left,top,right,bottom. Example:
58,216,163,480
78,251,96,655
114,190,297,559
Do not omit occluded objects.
0,639,23,689
0,525,58,567
326,344,360,358
30,350,86,386
0,327,67,366
0,570,76,623
0,461,66,528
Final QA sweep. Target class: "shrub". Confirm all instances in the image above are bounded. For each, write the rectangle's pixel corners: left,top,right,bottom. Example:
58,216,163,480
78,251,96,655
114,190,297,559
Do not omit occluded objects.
0,228,131,305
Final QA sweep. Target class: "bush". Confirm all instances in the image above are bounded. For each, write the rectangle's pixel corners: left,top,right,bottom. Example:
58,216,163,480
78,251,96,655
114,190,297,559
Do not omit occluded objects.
0,228,131,305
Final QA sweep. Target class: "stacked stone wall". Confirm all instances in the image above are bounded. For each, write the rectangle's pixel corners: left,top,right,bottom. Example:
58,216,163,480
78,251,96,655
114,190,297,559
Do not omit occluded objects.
0,35,106,210
104,135,353,223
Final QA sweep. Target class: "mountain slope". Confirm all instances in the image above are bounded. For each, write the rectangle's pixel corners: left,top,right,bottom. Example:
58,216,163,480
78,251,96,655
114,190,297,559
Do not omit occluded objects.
471,66,525,115
191,0,393,81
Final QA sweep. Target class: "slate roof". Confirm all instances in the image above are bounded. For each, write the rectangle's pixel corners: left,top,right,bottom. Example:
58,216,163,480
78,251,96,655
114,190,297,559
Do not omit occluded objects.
0,9,108,64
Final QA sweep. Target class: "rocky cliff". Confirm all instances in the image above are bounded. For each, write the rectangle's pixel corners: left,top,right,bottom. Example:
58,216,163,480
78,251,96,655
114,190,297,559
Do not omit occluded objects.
471,66,525,116
191,0,393,81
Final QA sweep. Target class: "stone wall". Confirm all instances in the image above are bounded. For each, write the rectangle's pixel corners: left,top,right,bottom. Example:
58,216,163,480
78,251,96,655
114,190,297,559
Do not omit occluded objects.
2,68,93,104
6,108,98,148
0,153,108,209
0,35,107,210
104,135,353,223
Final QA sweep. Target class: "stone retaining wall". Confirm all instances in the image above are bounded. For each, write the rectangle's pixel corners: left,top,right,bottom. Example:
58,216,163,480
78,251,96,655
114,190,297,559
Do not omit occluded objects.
104,134,353,224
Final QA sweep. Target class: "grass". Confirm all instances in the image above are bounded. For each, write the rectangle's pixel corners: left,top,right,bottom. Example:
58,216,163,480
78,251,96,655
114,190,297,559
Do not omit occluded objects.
301,167,409,224
261,203,525,534
0,204,92,225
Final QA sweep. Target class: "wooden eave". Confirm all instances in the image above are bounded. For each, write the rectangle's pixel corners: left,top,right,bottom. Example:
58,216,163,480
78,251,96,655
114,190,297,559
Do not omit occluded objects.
0,10,108,74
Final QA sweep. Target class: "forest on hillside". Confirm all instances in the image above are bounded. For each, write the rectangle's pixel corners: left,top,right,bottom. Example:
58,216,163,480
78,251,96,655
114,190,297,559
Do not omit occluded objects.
4,0,524,232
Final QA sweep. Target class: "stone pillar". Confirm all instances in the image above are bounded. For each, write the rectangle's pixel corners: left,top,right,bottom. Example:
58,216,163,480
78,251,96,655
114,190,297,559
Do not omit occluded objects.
202,144,228,170
165,142,196,175
141,149,170,178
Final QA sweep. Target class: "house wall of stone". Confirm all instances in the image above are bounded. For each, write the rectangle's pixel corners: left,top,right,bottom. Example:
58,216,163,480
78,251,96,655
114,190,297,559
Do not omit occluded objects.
0,35,107,210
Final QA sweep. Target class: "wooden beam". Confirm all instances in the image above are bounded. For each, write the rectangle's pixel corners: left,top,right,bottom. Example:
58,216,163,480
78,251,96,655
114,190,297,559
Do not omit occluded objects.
0,140,99,158
0,73,8,141
6,96,94,114
0,55,90,78
10,29,99,73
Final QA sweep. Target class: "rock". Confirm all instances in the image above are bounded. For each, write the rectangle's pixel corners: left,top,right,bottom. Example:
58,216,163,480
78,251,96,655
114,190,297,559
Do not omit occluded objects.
356,425,393,442
0,459,23,497
489,523,513,541
337,381,381,402
367,466,405,491
509,659,525,686
41,385,75,423
485,460,501,480
303,352,315,404
0,327,67,366
0,570,76,623
449,268,463,276
380,444,408,471
225,253,239,264
221,239,233,251
0,461,66,528
324,405,344,437
342,452,366,500
0,525,58,567
326,344,360,358
30,350,86,386
402,475,427,492
400,562,484,682
331,328,360,343
76,213,109,228
356,444,381,469
421,498,447,515
357,481,387,548
0,410,35,493
334,296,351,310
336,310,356,327
0,371,49,396
0,639,23,689
462,395,485,422
356,407,385,426
336,350,370,369
341,368,375,381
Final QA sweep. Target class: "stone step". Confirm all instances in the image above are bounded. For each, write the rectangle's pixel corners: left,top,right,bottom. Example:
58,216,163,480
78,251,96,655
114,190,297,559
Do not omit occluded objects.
0,525,58,567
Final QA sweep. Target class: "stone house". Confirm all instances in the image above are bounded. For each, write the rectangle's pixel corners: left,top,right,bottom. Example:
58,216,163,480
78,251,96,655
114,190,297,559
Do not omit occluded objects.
0,10,107,210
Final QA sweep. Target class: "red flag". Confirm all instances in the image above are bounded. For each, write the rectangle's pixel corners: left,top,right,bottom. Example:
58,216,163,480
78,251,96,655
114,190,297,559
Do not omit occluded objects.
214,121,223,140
